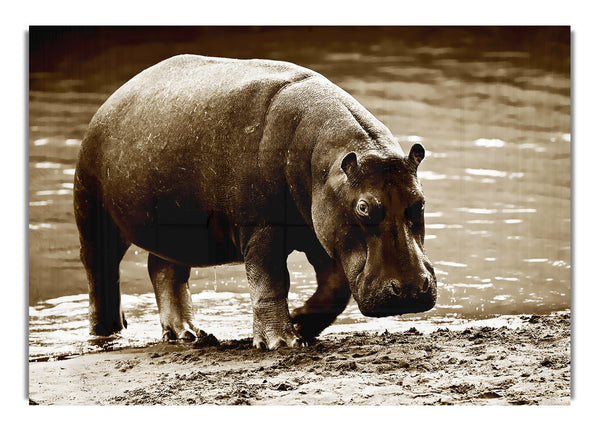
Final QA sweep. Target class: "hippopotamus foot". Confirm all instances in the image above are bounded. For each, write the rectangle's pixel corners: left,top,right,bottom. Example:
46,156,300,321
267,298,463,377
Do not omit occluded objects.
89,310,128,337
291,308,335,341
291,251,352,340
147,253,200,342
252,298,307,349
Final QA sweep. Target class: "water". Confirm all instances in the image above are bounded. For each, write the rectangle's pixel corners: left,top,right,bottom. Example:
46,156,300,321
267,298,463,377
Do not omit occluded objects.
28,27,570,360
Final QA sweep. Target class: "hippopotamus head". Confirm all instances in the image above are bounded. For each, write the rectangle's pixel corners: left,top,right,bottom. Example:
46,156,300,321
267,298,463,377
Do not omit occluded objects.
312,143,437,317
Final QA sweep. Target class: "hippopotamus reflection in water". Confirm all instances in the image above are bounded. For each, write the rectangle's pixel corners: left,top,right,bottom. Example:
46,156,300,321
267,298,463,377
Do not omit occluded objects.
74,55,437,350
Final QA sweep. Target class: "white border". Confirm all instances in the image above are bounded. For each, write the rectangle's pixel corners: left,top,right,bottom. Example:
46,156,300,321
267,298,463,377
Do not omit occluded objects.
4,1,598,428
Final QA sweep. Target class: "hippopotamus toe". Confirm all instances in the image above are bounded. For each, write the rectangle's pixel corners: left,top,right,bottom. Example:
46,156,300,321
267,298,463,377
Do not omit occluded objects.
253,331,307,350
161,321,200,342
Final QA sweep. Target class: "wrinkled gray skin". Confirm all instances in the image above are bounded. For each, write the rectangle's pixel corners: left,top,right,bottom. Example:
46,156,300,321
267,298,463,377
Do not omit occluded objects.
74,55,436,350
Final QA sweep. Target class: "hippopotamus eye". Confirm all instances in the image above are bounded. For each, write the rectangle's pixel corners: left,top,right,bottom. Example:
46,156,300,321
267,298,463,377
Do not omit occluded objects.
355,197,384,225
356,199,370,217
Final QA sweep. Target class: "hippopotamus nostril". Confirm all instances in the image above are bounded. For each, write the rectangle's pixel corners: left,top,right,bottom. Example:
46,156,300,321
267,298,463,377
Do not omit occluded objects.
421,277,429,293
390,280,402,296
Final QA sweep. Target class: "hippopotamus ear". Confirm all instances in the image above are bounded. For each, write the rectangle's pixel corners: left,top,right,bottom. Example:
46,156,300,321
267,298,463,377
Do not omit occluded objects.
341,152,358,177
408,143,425,168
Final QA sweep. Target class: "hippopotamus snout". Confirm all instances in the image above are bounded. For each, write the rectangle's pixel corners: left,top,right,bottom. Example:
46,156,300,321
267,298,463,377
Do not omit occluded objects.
356,263,437,318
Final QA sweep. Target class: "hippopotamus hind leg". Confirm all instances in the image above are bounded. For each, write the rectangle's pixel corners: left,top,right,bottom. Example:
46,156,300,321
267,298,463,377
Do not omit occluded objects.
291,247,352,340
74,185,130,336
147,253,199,341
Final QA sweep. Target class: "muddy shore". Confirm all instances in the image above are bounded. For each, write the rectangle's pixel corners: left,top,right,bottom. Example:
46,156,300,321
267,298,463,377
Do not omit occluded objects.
28,312,570,406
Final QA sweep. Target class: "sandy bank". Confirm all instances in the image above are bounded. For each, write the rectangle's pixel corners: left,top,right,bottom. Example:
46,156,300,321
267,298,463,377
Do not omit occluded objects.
28,311,570,405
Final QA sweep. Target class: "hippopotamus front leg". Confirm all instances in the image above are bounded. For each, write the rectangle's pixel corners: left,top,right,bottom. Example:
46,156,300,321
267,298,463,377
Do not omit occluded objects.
147,253,199,341
291,247,352,340
243,226,305,349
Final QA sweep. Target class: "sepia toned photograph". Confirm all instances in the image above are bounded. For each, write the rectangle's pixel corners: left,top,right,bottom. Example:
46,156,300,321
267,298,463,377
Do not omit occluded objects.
28,26,571,406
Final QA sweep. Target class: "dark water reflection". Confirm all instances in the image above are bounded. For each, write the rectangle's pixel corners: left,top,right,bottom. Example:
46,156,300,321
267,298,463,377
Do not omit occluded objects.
28,27,570,359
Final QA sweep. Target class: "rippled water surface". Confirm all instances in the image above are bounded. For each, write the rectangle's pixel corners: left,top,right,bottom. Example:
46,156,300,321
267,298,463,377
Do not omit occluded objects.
29,27,570,359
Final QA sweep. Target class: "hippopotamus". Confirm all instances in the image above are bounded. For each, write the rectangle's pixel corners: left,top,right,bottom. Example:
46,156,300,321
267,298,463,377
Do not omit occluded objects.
74,54,437,350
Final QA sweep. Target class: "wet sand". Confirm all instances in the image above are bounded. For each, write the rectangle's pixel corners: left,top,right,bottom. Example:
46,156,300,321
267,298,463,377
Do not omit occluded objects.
29,311,570,405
